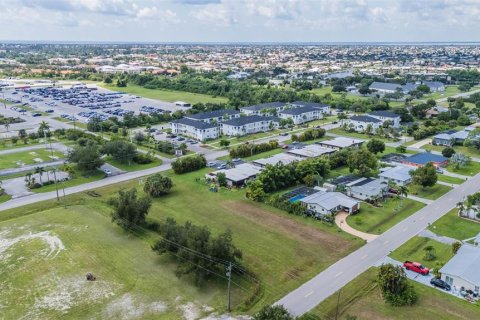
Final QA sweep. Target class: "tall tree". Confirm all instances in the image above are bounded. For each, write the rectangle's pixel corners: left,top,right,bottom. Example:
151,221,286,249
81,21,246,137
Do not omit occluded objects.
347,148,378,177
366,139,386,154
143,173,173,197
108,188,152,228
67,141,104,172
410,162,437,188
377,263,417,306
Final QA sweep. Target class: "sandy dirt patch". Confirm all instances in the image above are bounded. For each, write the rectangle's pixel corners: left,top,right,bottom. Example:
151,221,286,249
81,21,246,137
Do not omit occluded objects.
104,293,167,319
0,230,65,259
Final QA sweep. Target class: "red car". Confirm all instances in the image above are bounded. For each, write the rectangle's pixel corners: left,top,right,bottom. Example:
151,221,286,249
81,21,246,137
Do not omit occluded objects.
403,261,430,275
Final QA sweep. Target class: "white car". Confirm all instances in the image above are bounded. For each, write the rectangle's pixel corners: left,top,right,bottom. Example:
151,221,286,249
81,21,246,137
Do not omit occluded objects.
103,169,112,176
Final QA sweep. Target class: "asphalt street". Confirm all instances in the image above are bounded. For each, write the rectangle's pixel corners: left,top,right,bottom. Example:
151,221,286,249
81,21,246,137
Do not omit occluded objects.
276,171,480,316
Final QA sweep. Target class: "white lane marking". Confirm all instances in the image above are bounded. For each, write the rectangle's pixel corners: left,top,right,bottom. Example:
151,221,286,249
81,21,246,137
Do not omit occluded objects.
304,291,314,298
361,254,368,260
402,227,408,232
335,271,343,277
384,240,390,245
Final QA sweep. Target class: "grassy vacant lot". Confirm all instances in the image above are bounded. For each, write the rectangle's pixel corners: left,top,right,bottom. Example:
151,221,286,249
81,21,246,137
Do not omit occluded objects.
0,149,64,170
0,168,363,318
437,174,466,184
105,157,162,172
310,87,371,102
101,84,228,104
32,170,106,193
421,85,463,100
347,198,425,234
312,267,480,320
423,144,480,159
447,161,480,176
409,184,452,200
390,236,453,267
328,127,395,143
429,208,480,240
0,193,12,203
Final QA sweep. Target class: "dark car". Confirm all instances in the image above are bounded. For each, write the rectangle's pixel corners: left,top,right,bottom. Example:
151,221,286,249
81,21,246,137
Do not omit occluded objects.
32,113,42,117
430,278,451,291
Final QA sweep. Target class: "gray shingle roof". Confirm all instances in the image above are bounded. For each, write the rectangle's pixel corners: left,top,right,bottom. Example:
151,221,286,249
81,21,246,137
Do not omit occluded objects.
349,115,382,123
171,117,218,129
280,106,321,115
369,82,402,91
290,101,330,109
369,111,401,118
185,109,240,120
240,102,286,111
439,245,480,286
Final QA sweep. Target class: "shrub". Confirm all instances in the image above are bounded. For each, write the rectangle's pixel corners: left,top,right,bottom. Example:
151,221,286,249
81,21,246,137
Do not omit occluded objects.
133,153,154,164
171,154,207,174
229,140,279,158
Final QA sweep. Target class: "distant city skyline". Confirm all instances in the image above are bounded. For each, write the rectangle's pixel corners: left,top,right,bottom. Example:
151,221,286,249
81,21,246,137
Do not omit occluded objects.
0,0,479,43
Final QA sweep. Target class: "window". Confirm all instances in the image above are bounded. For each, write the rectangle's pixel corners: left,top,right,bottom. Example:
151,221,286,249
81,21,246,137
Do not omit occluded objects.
445,276,453,285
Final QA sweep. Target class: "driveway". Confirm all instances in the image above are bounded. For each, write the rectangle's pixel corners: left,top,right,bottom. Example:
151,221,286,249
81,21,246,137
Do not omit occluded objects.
100,163,124,176
2,171,69,198
335,212,378,243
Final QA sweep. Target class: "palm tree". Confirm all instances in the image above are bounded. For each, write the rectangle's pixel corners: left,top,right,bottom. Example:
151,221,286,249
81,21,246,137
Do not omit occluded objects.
399,185,409,208
34,166,44,184
457,201,465,217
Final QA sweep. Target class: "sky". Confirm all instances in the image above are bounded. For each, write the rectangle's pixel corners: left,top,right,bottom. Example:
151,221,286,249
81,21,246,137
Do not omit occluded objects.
0,0,479,43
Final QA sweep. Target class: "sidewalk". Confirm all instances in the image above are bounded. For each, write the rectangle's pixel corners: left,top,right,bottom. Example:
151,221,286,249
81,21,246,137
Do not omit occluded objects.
407,194,433,205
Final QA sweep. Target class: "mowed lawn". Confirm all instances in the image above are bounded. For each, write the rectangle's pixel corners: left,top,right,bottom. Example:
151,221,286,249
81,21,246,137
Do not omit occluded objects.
328,128,396,143
105,156,162,172
312,267,480,320
101,83,228,104
429,208,480,240
447,161,480,176
408,184,452,200
347,198,425,234
0,168,363,318
437,174,466,184
32,170,106,193
390,236,454,267
0,149,64,170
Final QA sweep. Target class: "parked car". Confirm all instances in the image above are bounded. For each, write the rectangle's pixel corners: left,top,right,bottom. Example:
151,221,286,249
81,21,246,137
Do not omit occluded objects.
216,164,227,170
282,145,289,149
207,162,217,167
103,169,112,176
436,168,444,174
403,261,430,275
45,109,54,113
32,113,42,117
430,278,451,291
279,132,288,136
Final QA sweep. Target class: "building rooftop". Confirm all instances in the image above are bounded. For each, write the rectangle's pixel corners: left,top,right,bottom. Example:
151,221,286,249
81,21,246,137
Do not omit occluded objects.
171,117,218,129
440,245,480,286
300,191,359,211
318,137,366,148
213,163,262,183
185,109,240,120
349,115,382,123
369,110,401,118
252,153,300,167
290,101,330,109
287,144,335,158
404,153,448,165
379,165,413,182
280,105,321,116
369,81,402,91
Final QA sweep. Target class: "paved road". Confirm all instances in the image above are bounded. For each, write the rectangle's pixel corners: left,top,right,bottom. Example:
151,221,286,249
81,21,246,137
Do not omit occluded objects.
0,142,68,155
276,171,480,317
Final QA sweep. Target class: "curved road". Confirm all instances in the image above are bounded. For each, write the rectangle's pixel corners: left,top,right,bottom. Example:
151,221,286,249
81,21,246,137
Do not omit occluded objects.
277,172,480,317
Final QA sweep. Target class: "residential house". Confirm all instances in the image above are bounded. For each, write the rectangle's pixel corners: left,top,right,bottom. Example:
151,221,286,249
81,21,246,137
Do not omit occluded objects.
379,166,413,186
345,178,389,201
290,101,331,114
426,106,449,118
184,109,240,124
205,163,262,187
317,137,365,150
369,111,401,128
402,152,448,168
278,106,324,124
252,153,300,168
221,115,280,136
300,190,360,217
345,115,382,132
286,144,335,158
424,81,446,92
440,245,480,293
432,127,477,146
369,82,403,94
170,118,219,141
239,102,287,116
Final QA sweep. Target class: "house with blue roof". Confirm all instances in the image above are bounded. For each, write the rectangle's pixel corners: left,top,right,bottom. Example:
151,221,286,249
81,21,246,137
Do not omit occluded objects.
402,152,448,168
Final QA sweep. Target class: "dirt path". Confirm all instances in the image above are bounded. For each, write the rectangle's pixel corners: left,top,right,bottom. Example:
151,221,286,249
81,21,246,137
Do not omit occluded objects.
335,212,378,243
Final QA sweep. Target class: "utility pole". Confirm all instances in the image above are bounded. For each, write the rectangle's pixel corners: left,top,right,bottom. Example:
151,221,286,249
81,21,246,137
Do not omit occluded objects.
226,262,232,312
62,181,67,208
335,288,342,320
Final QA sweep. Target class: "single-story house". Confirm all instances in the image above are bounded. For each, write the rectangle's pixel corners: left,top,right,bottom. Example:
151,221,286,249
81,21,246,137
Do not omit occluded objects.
184,109,240,124
369,111,401,128
369,81,445,95
300,190,360,217
317,137,365,150
170,118,219,141
440,245,480,293
379,166,413,186
286,144,335,158
252,153,300,168
221,115,280,136
345,115,382,132
278,106,324,124
424,81,445,92
369,82,404,94
402,152,448,168
239,102,287,116
345,178,389,201
426,106,449,118
206,163,262,187
432,127,477,146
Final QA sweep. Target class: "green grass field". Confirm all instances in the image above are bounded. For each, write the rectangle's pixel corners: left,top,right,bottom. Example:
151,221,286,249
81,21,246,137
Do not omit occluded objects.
312,267,480,320
437,174,466,184
421,85,463,101
0,149,64,170
348,198,425,234
423,144,480,160
0,168,363,318
32,170,106,193
105,157,162,172
447,161,480,176
409,184,452,200
429,208,480,240
328,127,395,143
390,236,453,267
310,87,371,102
100,84,228,104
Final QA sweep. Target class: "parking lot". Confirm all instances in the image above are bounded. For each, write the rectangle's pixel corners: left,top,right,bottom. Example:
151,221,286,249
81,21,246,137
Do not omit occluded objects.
1,83,190,127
